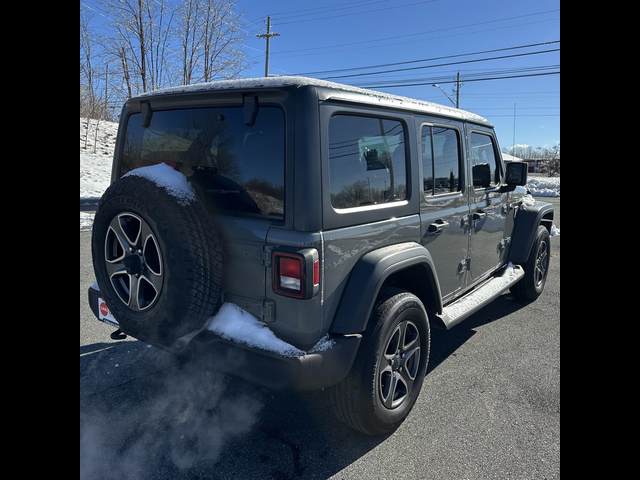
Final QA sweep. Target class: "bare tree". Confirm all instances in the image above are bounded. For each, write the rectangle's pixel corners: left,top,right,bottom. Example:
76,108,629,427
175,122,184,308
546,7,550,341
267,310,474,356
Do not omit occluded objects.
201,0,248,82
81,7,110,121
174,0,249,84
534,144,560,176
97,0,174,95
83,0,251,109
175,0,202,85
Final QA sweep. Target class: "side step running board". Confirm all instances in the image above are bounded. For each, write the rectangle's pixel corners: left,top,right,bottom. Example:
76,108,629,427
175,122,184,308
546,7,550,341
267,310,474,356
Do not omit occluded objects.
436,264,524,329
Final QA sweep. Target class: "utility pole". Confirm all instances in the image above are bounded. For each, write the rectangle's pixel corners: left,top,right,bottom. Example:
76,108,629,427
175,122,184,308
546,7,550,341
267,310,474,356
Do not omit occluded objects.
456,71,460,108
256,16,280,77
513,103,516,154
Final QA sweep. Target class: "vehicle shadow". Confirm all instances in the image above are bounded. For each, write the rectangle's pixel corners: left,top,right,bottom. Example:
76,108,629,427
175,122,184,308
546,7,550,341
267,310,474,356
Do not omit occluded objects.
80,293,526,480
427,292,527,374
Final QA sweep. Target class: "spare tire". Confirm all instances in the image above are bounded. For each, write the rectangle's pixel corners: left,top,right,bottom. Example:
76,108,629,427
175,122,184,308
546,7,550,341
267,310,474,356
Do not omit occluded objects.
91,164,223,348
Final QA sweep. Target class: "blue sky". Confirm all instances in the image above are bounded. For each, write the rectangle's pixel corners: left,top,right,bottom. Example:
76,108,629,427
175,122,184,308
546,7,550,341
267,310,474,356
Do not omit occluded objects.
83,0,560,151
238,0,560,151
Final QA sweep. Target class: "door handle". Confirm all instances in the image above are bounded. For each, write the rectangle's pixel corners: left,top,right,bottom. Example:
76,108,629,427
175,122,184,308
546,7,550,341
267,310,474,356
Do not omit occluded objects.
472,211,487,222
427,219,450,234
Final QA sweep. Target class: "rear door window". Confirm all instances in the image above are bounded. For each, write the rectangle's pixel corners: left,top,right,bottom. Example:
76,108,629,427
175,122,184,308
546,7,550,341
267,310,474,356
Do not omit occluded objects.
328,114,407,209
470,132,500,189
122,106,285,219
421,126,461,195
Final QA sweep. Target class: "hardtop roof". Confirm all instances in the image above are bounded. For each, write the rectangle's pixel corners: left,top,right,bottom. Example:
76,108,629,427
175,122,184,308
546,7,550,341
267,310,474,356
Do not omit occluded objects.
136,76,493,127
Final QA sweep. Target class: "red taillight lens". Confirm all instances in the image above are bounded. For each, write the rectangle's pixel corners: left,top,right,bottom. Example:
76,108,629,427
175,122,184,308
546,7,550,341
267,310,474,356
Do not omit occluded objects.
272,249,319,299
279,257,302,291
273,253,304,298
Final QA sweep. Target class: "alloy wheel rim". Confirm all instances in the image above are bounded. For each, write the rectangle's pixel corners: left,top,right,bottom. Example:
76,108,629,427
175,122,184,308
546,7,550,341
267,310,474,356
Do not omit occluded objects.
378,320,421,409
104,212,163,311
534,240,549,287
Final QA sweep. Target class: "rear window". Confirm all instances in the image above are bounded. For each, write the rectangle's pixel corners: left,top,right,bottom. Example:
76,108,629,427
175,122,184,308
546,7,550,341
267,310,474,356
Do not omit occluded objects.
121,106,285,219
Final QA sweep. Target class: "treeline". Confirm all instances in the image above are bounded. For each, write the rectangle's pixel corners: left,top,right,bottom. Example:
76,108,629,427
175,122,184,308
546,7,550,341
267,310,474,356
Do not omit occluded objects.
80,0,252,121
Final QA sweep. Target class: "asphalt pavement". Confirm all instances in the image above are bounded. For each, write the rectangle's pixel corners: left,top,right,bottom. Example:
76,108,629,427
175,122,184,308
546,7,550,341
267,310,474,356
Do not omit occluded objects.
80,197,560,480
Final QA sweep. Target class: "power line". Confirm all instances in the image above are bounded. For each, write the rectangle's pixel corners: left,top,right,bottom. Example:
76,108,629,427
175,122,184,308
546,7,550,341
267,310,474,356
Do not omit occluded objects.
358,65,559,86
276,0,439,25
320,48,560,80
274,10,559,56
292,41,559,77
250,0,382,23
359,71,560,89
267,0,393,21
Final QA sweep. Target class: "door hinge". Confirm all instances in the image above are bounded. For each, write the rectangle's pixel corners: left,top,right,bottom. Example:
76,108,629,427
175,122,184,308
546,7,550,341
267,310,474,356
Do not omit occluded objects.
458,258,470,275
263,299,275,322
263,245,275,267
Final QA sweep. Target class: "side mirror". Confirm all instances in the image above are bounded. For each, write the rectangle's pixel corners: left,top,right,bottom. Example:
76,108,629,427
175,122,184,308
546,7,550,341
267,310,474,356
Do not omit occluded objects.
502,161,527,191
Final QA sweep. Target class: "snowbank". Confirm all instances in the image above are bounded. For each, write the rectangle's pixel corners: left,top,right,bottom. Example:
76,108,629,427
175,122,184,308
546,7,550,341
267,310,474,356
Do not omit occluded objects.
526,176,560,197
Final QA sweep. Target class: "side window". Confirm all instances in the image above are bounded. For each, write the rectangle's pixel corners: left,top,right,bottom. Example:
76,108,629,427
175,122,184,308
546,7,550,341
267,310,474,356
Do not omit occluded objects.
470,132,500,189
328,115,407,209
421,125,461,196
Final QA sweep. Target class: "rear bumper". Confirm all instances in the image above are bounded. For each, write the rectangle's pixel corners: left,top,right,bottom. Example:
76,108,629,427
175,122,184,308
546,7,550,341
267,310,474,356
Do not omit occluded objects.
188,330,361,392
88,284,361,392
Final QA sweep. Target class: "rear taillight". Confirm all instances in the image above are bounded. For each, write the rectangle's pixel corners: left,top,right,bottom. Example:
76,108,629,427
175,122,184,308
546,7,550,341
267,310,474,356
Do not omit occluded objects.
279,256,302,291
273,249,319,299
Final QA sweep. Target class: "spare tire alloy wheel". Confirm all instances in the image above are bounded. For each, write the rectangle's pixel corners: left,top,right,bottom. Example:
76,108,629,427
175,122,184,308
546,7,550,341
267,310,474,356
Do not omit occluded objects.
105,212,163,311
92,169,223,348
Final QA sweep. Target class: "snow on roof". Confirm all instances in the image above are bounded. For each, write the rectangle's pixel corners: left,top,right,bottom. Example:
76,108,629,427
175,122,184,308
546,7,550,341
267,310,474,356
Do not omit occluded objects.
136,76,491,126
502,153,523,161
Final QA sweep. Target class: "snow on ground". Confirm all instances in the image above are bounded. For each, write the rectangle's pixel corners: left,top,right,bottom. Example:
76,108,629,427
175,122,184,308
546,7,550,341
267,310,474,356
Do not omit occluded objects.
80,118,118,197
527,176,560,197
81,117,559,357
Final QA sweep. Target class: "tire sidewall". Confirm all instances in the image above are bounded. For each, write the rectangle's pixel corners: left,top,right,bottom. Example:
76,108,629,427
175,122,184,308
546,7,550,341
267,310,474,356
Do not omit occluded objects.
510,225,551,301
531,226,550,296
366,292,430,433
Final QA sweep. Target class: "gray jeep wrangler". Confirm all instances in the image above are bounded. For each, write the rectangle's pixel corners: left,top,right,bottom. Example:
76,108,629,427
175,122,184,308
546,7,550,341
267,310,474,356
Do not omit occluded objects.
88,77,553,436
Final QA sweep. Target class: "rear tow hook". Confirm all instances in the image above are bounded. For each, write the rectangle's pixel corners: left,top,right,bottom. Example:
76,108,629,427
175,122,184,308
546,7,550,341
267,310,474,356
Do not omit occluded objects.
110,329,127,340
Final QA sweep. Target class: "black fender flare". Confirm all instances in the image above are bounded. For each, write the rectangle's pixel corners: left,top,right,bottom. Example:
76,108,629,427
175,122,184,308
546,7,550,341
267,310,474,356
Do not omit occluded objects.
507,201,554,264
329,242,442,334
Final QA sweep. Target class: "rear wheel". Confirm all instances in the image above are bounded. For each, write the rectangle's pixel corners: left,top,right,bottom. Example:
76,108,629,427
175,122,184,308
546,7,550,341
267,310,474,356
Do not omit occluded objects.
329,288,430,436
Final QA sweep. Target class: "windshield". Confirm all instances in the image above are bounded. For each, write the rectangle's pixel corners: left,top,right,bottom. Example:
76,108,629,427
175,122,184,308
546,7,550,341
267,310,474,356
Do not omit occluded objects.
121,106,285,219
